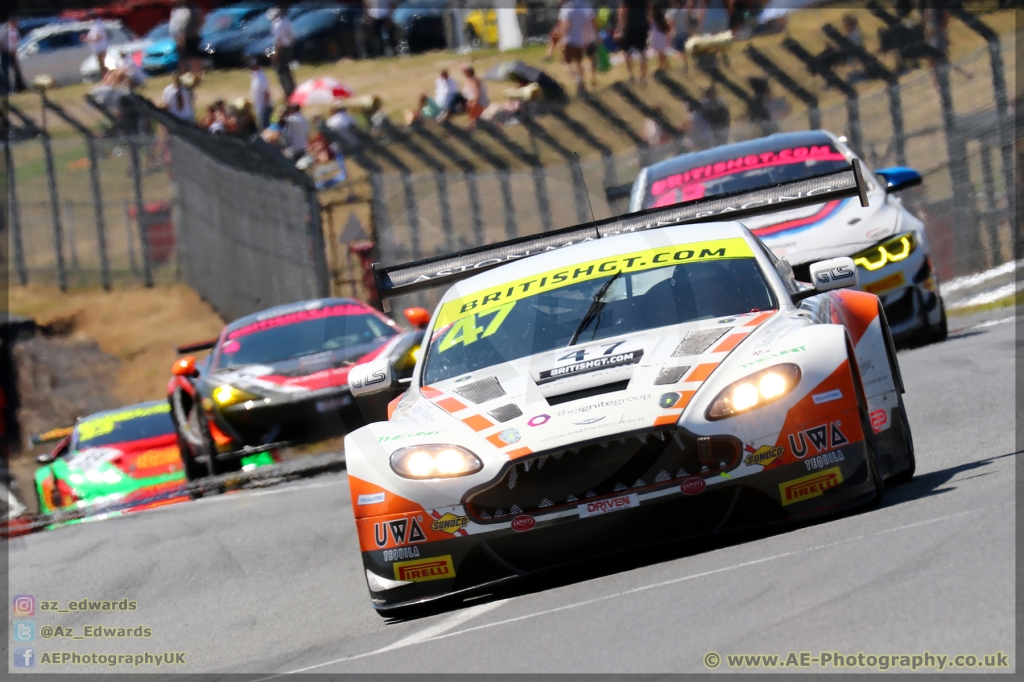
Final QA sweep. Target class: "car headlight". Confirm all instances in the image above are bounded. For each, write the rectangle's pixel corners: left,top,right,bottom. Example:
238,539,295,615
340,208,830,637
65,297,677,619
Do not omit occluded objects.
390,445,482,479
852,232,917,271
706,364,802,420
212,385,261,408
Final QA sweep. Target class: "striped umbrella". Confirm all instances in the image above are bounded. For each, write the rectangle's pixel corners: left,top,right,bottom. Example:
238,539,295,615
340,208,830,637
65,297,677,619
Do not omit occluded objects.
288,77,354,106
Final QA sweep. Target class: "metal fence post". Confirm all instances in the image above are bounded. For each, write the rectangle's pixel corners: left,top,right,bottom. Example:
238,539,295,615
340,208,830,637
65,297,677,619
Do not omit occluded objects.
123,200,139,275
126,134,153,287
43,94,111,290
40,132,68,291
4,141,27,285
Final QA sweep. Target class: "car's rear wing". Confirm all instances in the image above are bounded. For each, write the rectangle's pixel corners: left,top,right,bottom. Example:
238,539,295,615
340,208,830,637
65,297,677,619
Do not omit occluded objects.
176,339,218,355
373,162,870,307
30,426,74,446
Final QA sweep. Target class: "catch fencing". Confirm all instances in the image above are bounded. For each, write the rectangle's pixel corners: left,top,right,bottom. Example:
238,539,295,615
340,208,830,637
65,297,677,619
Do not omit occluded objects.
125,96,330,323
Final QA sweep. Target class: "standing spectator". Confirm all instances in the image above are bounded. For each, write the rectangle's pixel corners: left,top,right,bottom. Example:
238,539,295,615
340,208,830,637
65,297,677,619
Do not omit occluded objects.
667,0,692,73
746,77,789,136
699,84,729,146
545,2,567,62
817,14,862,74
170,0,205,76
923,2,972,82
161,73,195,122
1,19,26,93
559,0,598,91
615,0,650,84
247,58,272,130
84,17,110,79
281,103,311,160
365,0,396,57
649,4,670,73
435,68,465,118
270,6,297,98
461,64,489,129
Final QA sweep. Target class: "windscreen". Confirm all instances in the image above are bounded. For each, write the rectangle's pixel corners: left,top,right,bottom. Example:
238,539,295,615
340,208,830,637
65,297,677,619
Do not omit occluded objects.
74,403,174,450
423,239,775,384
202,10,246,35
215,306,397,369
643,143,849,210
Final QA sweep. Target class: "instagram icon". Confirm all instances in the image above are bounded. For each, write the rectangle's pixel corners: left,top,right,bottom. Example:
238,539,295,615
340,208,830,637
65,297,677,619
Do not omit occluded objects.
12,595,35,617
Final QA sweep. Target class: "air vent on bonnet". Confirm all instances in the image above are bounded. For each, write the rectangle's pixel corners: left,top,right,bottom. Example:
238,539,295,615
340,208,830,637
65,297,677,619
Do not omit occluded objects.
654,365,690,385
671,328,732,357
488,404,523,422
453,376,505,404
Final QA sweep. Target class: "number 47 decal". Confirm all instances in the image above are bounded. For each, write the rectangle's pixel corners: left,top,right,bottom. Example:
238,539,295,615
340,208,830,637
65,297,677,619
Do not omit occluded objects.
557,340,626,363
438,302,516,352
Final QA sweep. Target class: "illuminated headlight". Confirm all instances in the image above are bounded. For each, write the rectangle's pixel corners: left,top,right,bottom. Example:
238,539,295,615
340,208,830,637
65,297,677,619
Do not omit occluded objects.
390,445,482,479
706,364,802,420
212,385,262,408
852,232,917,271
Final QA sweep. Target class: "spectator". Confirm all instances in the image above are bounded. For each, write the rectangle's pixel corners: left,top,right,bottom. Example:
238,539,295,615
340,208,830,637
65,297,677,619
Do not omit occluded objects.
247,58,272,130
234,99,258,137
365,0,396,57
1,19,26,93
545,2,567,62
162,73,195,122
84,17,110,79
170,0,205,76
697,83,729,146
923,2,972,81
649,4,670,73
406,92,444,125
281,103,311,160
817,14,862,74
746,76,788,136
560,0,598,91
111,50,146,89
667,0,693,73
615,0,650,84
327,99,359,147
270,5,297,98
461,65,489,129
203,103,224,132
435,68,466,118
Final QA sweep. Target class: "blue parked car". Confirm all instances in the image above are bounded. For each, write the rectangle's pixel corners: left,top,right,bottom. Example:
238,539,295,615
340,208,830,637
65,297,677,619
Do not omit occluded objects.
200,3,325,69
243,5,362,65
142,2,273,73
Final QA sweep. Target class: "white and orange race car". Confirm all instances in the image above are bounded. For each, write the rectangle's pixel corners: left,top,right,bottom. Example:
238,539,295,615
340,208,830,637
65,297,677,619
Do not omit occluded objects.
345,164,915,614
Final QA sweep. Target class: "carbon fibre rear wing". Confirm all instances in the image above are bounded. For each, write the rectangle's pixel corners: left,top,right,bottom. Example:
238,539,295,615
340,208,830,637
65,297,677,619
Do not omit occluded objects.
374,161,870,308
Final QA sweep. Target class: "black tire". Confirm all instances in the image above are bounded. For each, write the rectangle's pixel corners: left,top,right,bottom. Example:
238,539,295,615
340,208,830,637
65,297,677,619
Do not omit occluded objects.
927,298,948,344
177,431,208,482
849,343,885,506
886,392,917,486
197,416,242,477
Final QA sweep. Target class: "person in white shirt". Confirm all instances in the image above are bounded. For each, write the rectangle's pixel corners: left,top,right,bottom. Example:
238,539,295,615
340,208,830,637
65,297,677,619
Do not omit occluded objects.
559,0,598,90
281,104,310,160
1,19,26,93
161,73,195,122
364,0,395,57
247,58,272,130
434,69,466,116
85,18,110,78
326,99,359,146
269,5,297,97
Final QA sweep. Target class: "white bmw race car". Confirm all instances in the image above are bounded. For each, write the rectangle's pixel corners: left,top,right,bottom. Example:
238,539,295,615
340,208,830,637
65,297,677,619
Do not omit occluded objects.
345,164,915,613
629,130,947,344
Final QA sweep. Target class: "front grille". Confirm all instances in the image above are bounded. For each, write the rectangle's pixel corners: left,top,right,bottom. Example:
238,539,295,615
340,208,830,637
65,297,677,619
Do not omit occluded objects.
672,328,732,357
465,429,741,522
453,376,505,404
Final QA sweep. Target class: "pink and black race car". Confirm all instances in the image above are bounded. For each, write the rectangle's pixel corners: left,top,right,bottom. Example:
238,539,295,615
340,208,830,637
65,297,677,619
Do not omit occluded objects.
168,298,426,480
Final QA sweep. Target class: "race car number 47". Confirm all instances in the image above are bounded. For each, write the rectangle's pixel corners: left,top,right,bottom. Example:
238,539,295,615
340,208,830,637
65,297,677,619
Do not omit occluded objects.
578,493,639,518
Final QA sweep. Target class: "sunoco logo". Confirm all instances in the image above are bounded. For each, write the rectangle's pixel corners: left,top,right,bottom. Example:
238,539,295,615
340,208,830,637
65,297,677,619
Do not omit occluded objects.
431,513,469,534
744,445,784,467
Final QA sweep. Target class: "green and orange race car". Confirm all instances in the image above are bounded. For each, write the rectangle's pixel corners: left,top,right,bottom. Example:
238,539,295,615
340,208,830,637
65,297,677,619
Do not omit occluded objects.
33,401,272,518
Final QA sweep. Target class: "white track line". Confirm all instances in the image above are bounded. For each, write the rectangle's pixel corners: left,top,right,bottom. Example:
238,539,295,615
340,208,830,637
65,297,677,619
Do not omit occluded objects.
268,506,990,675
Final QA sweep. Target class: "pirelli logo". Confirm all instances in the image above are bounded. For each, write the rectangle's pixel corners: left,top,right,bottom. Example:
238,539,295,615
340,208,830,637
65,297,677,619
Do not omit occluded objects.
779,467,843,506
394,555,456,582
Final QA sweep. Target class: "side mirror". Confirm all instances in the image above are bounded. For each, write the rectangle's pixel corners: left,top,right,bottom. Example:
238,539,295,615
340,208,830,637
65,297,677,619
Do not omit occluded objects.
403,307,430,329
172,355,198,377
36,452,56,465
875,167,922,194
349,357,396,398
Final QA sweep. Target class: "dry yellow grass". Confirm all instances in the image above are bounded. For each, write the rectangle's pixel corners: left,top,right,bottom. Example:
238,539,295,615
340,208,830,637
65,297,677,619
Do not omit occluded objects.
7,284,225,404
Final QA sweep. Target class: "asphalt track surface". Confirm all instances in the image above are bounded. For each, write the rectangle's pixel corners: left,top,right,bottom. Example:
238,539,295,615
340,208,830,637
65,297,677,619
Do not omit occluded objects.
7,315,1016,675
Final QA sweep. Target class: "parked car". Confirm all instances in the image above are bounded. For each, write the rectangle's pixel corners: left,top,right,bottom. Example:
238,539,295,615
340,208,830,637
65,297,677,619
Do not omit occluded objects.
18,20,134,87
392,0,448,54
200,3,314,69
142,2,273,73
80,31,153,81
244,5,362,64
